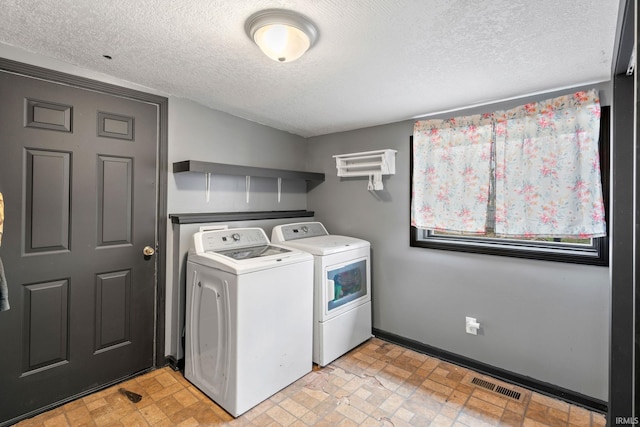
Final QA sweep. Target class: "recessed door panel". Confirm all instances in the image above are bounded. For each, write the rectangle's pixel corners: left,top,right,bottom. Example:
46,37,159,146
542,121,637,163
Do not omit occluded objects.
95,270,131,352
98,156,133,246
22,279,69,374
97,112,134,140
24,99,72,132
24,149,71,253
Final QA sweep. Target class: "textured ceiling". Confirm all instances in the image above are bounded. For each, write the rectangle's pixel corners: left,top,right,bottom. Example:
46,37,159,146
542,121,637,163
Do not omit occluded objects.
0,0,622,137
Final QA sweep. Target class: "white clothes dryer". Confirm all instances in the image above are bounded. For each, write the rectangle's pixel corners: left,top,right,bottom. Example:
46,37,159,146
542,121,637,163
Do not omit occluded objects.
185,228,313,417
271,222,372,366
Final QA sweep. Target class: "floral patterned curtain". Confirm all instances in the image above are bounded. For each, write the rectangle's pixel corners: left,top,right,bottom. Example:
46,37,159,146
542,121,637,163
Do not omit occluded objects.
493,89,606,237
411,115,493,233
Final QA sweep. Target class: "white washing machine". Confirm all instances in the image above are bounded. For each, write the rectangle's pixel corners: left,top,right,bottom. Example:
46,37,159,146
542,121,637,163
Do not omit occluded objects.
271,222,372,366
185,228,313,417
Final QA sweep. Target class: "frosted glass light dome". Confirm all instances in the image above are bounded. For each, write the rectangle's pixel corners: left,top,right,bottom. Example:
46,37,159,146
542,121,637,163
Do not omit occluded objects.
245,10,318,63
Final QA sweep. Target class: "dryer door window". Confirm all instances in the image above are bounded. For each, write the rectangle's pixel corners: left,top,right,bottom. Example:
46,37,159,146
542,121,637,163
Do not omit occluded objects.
326,258,368,313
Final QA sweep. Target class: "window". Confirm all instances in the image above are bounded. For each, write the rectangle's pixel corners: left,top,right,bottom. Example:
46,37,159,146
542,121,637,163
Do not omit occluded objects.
410,104,609,267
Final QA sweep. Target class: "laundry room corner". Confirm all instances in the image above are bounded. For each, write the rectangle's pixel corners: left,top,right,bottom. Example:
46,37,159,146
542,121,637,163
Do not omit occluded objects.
305,115,609,402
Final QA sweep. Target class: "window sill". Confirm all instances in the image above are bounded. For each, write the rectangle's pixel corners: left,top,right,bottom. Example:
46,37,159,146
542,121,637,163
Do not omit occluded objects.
410,227,608,266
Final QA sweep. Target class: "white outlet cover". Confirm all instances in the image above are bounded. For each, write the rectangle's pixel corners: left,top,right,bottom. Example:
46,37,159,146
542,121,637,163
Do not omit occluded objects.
465,317,479,335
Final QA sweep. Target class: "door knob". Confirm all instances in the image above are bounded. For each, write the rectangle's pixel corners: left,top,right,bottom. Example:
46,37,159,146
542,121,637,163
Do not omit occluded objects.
143,246,155,256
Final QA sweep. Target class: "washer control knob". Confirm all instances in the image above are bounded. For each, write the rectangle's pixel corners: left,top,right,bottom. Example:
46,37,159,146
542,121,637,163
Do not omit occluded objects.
231,233,241,241
301,226,309,233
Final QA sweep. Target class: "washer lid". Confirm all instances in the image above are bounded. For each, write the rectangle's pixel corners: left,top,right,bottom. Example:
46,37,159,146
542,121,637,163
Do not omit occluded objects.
214,244,291,261
277,234,369,255
188,245,312,274
189,227,312,273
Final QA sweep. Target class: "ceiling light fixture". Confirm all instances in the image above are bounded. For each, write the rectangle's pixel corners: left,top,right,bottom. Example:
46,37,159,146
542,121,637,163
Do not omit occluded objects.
245,9,318,63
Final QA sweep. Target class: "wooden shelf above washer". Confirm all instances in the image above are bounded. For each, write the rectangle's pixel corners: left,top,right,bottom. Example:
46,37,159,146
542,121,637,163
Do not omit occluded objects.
172,160,325,182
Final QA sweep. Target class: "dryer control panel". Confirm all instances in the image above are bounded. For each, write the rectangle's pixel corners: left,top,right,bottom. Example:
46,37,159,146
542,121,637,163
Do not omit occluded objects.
272,222,328,242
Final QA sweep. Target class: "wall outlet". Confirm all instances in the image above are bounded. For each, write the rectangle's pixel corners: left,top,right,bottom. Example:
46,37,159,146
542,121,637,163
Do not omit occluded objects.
466,316,480,335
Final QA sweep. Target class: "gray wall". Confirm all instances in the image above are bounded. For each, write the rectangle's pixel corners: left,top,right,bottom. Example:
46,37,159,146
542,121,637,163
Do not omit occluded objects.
168,97,309,214
306,86,611,401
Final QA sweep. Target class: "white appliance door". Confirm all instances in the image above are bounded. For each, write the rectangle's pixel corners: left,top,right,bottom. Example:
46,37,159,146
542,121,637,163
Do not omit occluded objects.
323,256,369,320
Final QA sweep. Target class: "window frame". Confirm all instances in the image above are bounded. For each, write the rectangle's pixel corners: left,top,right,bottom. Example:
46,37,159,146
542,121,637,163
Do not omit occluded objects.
409,106,610,267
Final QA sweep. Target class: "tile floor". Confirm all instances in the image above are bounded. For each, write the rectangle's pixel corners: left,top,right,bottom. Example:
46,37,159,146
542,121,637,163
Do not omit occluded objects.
14,338,606,427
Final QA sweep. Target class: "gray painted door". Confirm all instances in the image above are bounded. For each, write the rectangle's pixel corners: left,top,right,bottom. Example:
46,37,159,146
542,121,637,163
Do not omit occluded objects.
0,71,157,424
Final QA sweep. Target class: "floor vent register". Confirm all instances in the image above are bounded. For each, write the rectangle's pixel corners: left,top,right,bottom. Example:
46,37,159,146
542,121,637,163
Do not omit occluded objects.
463,374,527,403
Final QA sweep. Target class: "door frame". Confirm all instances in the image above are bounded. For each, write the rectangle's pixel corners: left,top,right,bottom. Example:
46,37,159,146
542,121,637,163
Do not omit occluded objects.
0,57,168,369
